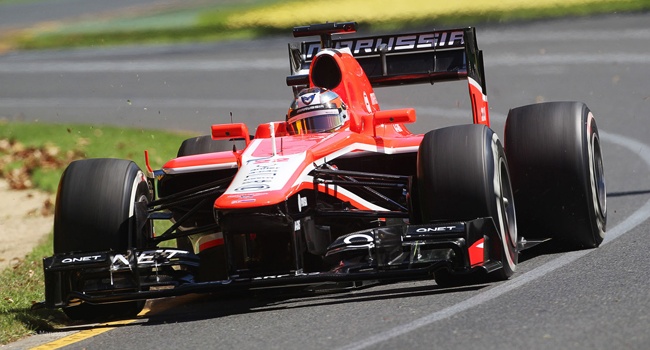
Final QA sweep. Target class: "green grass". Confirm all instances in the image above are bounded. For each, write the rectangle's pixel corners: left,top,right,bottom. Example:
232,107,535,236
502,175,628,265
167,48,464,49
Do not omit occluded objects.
0,121,194,192
0,121,194,345
0,232,64,345
11,0,284,50
218,0,650,30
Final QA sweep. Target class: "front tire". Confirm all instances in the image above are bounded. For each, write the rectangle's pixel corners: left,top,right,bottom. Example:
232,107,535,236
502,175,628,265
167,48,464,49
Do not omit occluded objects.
505,102,606,249
417,124,518,283
54,158,151,320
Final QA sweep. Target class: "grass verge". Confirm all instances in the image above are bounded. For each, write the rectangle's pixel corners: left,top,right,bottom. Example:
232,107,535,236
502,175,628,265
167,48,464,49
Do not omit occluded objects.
0,121,194,192
0,121,194,345
0,233,62,345
219,0,650,30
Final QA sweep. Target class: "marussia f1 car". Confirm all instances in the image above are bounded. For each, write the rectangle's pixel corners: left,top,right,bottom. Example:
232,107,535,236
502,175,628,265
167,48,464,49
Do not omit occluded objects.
42,22,607,320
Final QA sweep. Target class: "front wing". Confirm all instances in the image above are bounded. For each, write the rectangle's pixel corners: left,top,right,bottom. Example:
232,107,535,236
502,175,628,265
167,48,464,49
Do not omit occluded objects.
43,218,503,307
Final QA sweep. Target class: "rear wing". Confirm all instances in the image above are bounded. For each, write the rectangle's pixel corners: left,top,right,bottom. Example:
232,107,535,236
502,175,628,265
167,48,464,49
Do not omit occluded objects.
286,23,490,125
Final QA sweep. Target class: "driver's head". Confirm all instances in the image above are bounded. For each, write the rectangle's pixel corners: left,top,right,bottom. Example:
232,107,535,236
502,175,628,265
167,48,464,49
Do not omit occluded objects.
286,87,348,135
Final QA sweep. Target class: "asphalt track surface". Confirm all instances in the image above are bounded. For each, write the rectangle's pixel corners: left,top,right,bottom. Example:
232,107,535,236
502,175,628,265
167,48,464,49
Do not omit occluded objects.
0,0,209,30
2,12,650,350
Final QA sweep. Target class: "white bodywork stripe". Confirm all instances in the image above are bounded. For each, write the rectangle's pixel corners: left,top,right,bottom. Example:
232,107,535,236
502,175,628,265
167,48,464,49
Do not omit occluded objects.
164,162,238,175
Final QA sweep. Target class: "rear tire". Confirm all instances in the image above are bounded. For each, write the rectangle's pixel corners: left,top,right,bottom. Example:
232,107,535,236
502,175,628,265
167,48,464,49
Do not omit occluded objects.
174,135,238,252
177,135,247,156
175,135,231,280
417,124,518,284
505,102,606,249
54,158,150,320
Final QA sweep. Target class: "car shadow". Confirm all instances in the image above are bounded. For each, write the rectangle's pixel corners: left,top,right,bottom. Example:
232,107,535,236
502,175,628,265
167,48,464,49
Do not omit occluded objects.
606,189,650,197
42,280,487,331
518,189,649,263
139,281,488,327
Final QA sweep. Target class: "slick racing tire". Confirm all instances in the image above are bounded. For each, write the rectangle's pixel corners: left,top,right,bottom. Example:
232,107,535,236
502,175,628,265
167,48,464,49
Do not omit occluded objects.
417,124,518,283
174,135,240,251
175,135,246,218
177,134,248,156
175,135,231,280
504,102,606,249
54,158,151,320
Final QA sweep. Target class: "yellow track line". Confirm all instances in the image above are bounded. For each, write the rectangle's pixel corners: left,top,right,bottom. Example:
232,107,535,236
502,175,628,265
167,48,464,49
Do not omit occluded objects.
30,307,150,350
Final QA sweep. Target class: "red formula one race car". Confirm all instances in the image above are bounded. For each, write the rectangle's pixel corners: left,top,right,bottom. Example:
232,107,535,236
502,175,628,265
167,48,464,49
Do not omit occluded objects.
42,22,606,320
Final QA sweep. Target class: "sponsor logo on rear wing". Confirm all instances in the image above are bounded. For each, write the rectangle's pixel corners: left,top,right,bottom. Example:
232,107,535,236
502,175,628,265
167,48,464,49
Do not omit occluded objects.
301,29,465,61
288,28,479,86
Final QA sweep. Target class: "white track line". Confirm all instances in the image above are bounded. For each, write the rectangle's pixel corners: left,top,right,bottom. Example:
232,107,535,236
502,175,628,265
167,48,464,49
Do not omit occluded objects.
337,131,650,350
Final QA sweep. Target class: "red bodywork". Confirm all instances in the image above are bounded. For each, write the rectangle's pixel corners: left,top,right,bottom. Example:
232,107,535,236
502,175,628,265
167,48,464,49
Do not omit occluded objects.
163,40,489,212
42,24,510,311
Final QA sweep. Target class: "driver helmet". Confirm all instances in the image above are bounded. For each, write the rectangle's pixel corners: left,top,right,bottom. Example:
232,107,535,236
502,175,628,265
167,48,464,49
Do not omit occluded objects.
286,87,348,135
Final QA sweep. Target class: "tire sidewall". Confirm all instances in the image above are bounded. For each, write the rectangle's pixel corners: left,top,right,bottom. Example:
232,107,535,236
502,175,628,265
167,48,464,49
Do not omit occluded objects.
54,159,150,320
489,133,518,275
417,125,517,277
505,101,606,249
177,135,247,156
585,112,607,242
54,159,151,253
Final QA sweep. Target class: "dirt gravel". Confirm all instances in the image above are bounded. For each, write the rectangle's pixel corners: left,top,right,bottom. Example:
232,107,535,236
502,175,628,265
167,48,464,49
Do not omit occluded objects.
0,181,54,271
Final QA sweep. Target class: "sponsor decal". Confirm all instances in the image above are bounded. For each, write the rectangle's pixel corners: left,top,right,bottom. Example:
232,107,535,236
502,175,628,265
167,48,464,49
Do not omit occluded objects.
60,255,104,264
303,30,465,59
231,199,256,204
234,158,289,192
111,249,186,268
406,224,465,236
301,93,316,105
363,91,372,113
370,92,378,106
227,153,306,194
415,226,458,233
294,104,328,115
253,272,322,280
247,157,291,164
234,184,270,192
224,193,268,200
343,233,375,248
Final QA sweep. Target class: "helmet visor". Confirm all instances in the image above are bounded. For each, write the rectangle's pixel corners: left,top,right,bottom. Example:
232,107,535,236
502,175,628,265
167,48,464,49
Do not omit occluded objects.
288,113,345,135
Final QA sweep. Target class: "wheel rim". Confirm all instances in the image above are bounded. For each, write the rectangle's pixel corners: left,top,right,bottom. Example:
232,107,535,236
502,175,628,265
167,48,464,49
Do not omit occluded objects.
499,159,517,247
130,170,153,244
591,133,607,221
